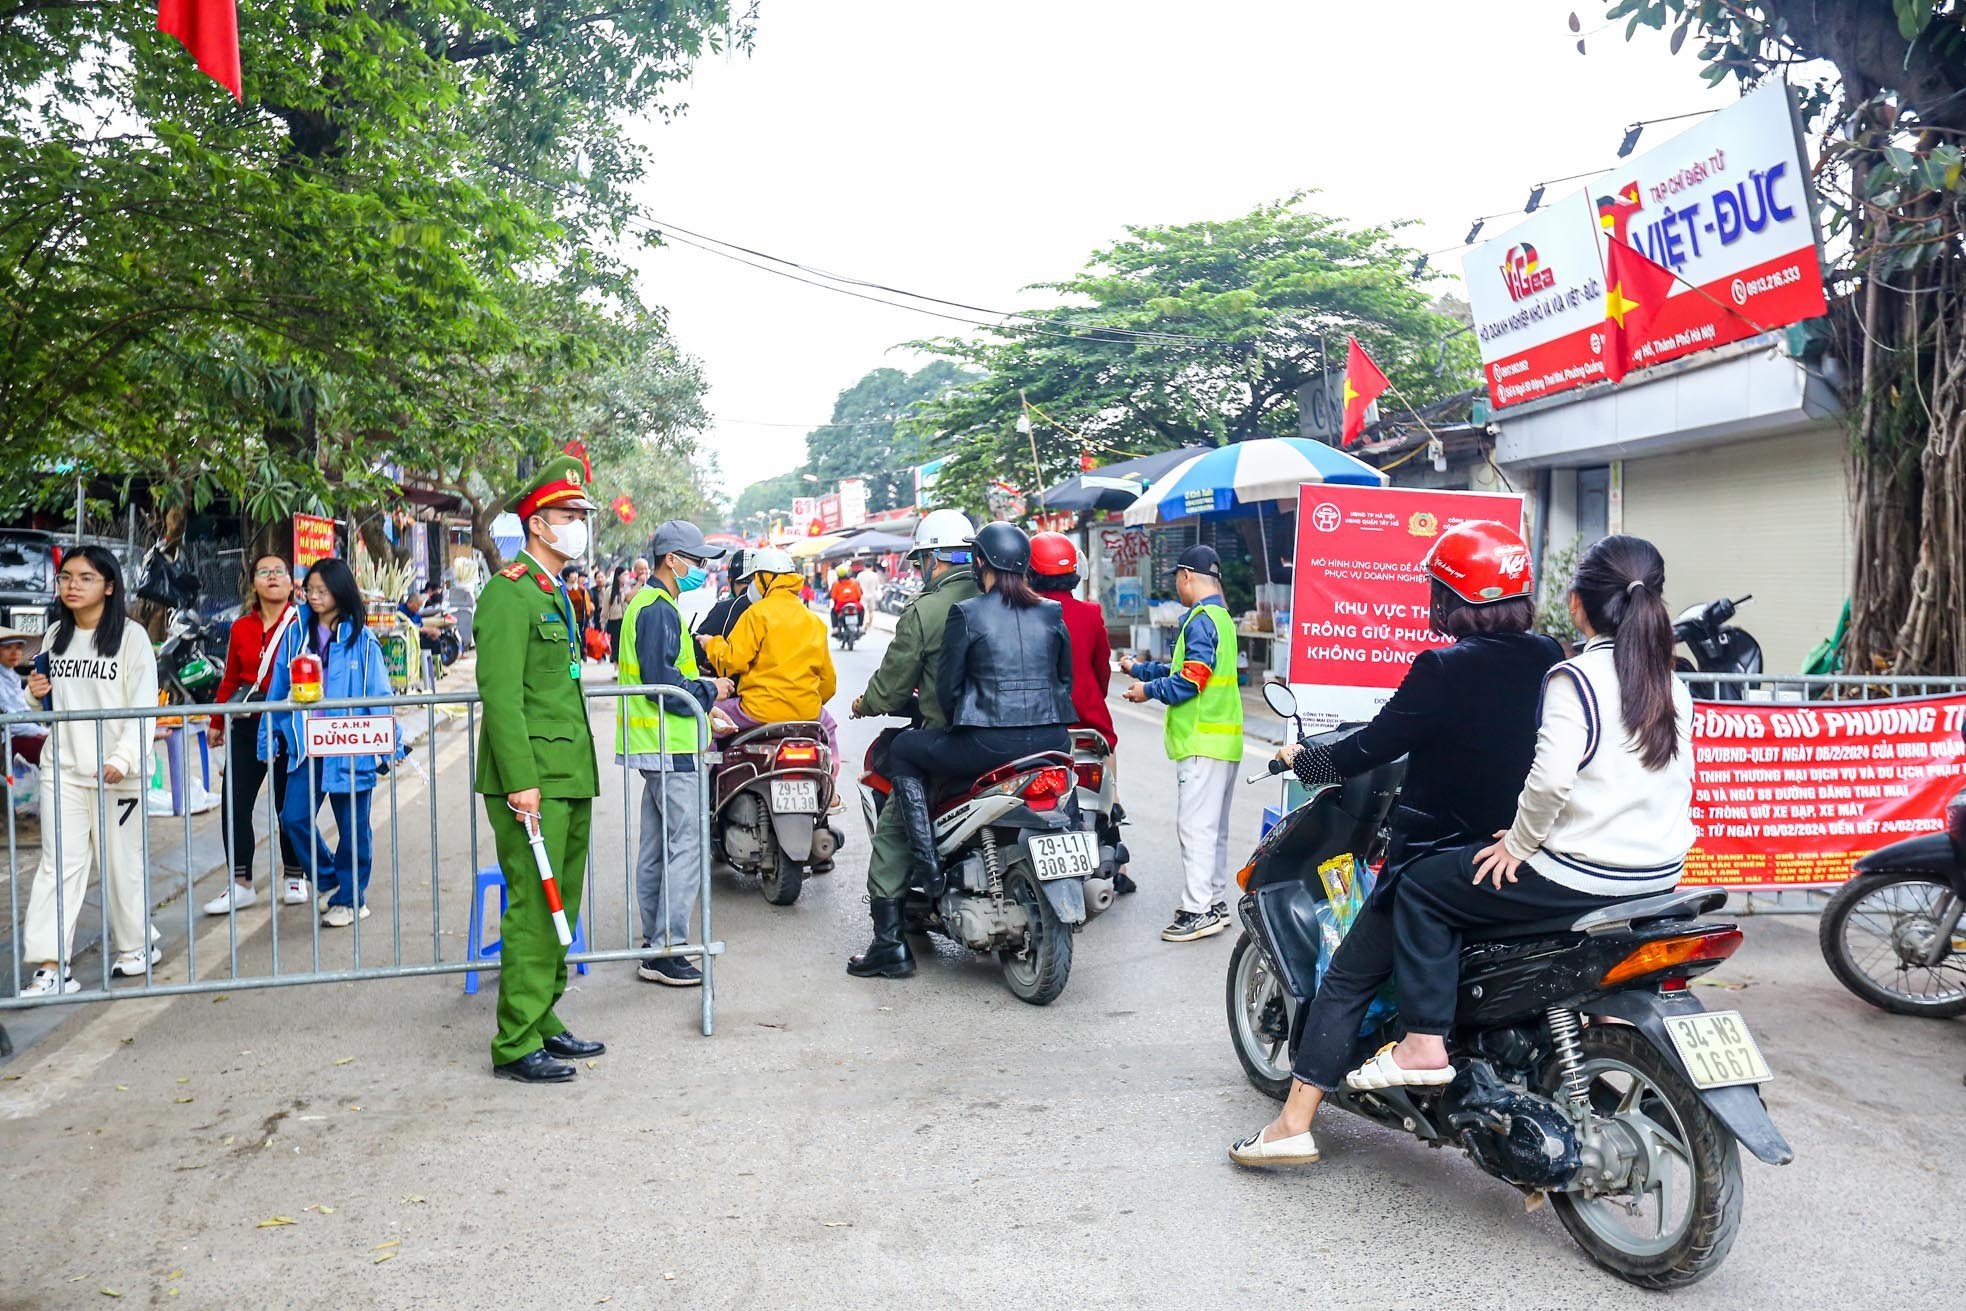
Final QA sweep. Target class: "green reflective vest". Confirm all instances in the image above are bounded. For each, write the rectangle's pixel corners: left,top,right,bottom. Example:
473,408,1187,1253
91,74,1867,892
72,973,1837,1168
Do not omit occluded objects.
1164,602,1243,763
616,584,702,758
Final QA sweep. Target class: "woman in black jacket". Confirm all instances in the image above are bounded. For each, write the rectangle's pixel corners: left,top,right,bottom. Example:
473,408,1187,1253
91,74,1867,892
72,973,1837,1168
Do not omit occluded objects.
1229,521,1562,1168
884,522,1075,891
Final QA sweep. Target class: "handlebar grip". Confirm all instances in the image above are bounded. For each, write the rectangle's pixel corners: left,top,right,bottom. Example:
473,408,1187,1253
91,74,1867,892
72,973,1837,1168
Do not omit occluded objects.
1268,756,1289,776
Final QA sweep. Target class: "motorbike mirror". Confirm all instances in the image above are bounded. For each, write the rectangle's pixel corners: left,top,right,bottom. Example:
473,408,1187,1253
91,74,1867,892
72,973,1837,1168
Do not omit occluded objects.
1261,680,1298,719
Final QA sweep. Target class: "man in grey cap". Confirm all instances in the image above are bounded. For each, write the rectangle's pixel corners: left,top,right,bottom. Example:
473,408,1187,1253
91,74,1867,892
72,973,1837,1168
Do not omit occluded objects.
615,520,731,986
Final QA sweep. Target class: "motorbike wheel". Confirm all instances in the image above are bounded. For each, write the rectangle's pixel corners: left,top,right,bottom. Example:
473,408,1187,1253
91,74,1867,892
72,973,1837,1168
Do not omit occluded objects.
760,845,804,906
1549,1024,1742,1290
997,861,1072,1005
1819,870,1966,1017
435,632,461,667
1225,933,1293,1101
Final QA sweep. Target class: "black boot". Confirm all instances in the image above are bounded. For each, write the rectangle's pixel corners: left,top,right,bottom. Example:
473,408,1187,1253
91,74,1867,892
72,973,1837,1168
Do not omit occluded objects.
847,898,916,979
894,776,945,897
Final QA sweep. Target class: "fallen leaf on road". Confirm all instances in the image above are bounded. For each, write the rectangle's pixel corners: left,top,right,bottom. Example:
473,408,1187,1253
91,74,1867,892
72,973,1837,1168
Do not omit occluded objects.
333,1057,355,1066
303,1204,335,1214
212,995,228,1004
176,1077,190,1085
114,1085,128,1092
173,1164,206,1172
168,1291,179,1299
174,1097,195,1104
373,1241,400,1251
662,1272,676,1281
1,1074,19,1081
347,1105,362,1112
756,1022,785,1030
374,1253,396,1265
255,1217,296,1229
166,1271,183,1280
99,1289,120,1298
586,1060,597,1069
399,1195,426,1205
221,1136,236,1146
822,1222,852,1229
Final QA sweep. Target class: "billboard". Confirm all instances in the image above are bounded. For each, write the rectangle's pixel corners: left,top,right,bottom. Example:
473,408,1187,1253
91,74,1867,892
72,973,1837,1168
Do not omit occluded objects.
292,513,336,568
1465,83,1826,409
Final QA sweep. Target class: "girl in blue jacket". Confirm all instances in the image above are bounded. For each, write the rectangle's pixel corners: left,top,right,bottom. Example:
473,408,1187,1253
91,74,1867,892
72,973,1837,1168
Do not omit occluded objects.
259,557,403,927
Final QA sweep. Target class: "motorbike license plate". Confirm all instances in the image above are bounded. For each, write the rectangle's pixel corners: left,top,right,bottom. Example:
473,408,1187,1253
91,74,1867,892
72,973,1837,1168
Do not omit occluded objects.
9,609,43,635
769,779,821,812
1662,1010,1773,1089
1026,831,1096,881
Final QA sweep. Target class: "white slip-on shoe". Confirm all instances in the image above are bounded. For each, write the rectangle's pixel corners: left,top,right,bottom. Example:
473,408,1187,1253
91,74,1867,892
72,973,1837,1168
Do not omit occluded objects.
202,882,258,916
1229,1127,1321,1168
281,877,309,906
22,967,80,996
110,945,163,977
1344,1044,1456,1091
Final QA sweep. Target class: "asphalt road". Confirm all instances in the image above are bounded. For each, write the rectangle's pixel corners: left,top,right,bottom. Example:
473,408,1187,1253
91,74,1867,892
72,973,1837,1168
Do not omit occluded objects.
2,625,1961,1310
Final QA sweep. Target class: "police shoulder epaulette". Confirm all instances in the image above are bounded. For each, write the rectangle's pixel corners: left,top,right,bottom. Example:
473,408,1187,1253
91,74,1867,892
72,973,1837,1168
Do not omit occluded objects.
499,561,529,581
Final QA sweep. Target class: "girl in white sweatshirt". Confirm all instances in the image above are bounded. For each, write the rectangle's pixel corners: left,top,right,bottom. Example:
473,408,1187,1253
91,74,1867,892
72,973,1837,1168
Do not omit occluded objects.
20,546,160,995
1339,534,1695,1092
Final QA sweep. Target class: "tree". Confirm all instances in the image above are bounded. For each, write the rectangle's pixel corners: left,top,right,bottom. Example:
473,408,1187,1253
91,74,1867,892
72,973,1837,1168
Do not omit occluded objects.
1606,1,1966,673
911,196,1474,519
804,361,978,513
733,470,807,527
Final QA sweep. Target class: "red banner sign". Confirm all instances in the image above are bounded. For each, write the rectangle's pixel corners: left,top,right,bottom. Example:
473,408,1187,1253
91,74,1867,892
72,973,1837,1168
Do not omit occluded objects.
1287,485,1524,727
1686,695,1966,887
292,513,336,568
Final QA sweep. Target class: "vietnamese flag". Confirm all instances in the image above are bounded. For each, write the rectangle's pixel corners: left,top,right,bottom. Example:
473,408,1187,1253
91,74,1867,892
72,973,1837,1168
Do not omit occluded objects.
1601,236,1677,384
1339,336,1390,447
158,0,242,100
611,495,636,525
563,438,593,482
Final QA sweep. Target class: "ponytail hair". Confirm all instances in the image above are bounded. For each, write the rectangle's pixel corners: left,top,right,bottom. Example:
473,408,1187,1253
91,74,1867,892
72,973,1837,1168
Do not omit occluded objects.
984,567,1041,610
1571,534,1678,770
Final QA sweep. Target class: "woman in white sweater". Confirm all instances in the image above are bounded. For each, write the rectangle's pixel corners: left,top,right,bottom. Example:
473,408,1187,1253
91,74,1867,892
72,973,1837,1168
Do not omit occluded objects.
20,545,161,995
1342,534,1696,1091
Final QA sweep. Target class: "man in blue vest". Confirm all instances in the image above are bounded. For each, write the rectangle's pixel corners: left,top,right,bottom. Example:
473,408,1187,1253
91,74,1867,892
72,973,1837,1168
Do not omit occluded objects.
1121,545,1244,943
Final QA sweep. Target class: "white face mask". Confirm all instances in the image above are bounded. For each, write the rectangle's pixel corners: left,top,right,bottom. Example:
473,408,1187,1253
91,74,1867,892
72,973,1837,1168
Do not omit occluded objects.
746,579,764,603
537,516,589,562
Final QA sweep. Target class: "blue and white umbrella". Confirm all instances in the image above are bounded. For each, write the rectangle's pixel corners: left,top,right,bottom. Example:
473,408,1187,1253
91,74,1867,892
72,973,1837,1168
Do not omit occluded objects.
1121,437,1386,526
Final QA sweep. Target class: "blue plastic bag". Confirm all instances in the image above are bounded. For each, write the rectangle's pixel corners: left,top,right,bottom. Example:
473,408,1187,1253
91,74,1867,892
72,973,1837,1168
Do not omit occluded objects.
1310,854,1398,1035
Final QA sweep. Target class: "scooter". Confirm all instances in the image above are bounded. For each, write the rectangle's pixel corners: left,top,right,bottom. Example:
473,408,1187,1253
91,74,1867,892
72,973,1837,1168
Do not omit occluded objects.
833,601,866,652
860,728,1112,1004
1818,741,1966,1017
1225,681,1790,1289
157,607,230,706
1069,728,1129,905
1673,595,1762,700
710,720,840,906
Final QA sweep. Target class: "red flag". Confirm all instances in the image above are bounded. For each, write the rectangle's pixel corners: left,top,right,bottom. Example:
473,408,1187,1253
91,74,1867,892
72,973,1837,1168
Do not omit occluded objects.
1078,451,1096,473
611,495,636,525
1340,337,1390,447
562,438,593,482
157,0,241,100
1600,237,1677,384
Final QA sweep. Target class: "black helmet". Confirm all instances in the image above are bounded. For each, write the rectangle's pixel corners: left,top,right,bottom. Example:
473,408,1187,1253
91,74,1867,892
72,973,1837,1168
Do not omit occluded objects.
969,522,1031,574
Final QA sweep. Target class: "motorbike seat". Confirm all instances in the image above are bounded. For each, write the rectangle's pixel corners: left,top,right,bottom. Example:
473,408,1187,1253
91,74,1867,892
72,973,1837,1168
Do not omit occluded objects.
1460,887,1727,945
726,720,825,749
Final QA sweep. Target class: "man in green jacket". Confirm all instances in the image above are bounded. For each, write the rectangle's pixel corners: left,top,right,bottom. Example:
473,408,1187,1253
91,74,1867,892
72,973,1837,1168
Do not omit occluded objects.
474,455,606,1083
845,509,979,979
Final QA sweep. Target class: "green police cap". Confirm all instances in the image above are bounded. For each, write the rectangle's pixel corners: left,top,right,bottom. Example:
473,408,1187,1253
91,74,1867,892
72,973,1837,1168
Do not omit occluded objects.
508,454,599,518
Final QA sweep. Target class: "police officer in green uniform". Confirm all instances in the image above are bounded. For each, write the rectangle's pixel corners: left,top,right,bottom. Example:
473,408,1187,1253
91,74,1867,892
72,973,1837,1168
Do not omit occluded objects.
845,509,979,979
476,455,606,1083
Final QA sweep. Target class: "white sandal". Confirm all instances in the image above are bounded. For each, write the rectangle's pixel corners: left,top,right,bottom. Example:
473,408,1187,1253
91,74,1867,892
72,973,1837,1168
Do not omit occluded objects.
1229,1127,1320,1168
1344,1043,1456,1091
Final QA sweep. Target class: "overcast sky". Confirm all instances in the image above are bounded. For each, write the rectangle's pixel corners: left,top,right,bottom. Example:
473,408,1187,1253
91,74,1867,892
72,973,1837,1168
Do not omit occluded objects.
623,1,1725,499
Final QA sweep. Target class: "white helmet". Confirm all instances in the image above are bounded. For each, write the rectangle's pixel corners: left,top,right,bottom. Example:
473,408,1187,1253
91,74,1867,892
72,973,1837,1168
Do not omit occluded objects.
912,509,975,557
748,547,796,577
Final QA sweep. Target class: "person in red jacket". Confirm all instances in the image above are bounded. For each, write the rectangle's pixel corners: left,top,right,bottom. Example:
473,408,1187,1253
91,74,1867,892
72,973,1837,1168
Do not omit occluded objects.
1029,532,1133,895
204,553,307,915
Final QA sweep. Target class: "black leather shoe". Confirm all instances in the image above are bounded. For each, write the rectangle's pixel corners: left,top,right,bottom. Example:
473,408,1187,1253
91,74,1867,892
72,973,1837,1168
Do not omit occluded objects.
543,1032,606,1059
1114,871,1138,896
847,897,916,979
492,1049,576,1083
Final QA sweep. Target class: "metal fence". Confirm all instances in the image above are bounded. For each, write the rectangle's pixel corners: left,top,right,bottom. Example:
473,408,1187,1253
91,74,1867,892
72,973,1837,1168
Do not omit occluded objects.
0,683,722,1035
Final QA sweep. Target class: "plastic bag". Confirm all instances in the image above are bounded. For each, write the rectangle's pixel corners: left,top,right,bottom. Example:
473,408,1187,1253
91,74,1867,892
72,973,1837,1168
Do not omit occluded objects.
1310,853,1397,1034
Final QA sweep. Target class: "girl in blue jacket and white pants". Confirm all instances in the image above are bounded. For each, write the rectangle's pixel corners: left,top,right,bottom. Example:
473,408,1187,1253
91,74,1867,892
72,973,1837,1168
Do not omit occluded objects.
259,558,402,928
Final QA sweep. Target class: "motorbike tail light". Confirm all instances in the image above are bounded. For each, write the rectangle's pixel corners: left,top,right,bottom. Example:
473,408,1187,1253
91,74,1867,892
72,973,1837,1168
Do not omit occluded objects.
1019,766,1072,811
1599,927,1743,988
1074,762,1103,792
776,741,821,767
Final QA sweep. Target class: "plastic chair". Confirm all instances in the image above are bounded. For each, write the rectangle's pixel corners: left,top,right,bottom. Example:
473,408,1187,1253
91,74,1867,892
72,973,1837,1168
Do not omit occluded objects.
464,865,588,995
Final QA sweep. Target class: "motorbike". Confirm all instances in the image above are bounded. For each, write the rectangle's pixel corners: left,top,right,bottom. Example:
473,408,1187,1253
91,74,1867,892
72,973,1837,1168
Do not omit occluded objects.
877,578,918,616
710,720,841,906
1818,744,1966,1017
1070,728,1127,906
860,727,1113,1004
1672,595,1762,700
157,607,231,706
833,601,866,652
1226,681,1790,1289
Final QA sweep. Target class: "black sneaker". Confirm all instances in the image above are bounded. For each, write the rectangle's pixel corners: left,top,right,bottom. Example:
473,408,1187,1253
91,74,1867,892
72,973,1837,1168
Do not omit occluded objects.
1113,870,1137,896
1161,907,1226,943
1212,900,1231,923
638,955,703,987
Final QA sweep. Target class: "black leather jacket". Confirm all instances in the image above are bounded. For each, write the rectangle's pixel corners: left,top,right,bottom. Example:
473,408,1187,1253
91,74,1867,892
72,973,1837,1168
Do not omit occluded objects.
938,593,1076,729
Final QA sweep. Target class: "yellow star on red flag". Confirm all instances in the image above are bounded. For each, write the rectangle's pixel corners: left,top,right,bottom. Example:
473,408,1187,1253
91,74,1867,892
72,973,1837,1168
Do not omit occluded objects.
1600,237,1676,384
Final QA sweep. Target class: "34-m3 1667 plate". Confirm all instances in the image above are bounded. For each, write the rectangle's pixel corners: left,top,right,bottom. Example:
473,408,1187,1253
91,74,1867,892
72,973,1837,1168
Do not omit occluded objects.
1663,1010,1773,1089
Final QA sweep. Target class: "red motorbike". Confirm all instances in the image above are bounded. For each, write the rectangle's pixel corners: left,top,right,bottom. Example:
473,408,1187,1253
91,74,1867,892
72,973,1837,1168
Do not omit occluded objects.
711,721,841,906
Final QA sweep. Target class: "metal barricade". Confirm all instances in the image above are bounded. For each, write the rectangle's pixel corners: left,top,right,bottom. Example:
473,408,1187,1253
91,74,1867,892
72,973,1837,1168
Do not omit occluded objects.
0,682,722,1036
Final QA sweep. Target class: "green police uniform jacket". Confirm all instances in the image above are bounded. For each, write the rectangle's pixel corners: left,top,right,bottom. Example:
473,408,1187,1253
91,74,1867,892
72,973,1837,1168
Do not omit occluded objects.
858,565,981,729
474,550,600,799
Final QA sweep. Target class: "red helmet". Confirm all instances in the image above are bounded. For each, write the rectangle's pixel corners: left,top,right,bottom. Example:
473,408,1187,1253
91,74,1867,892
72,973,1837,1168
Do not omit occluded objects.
1029,532,1079,577
1423,521,1533,604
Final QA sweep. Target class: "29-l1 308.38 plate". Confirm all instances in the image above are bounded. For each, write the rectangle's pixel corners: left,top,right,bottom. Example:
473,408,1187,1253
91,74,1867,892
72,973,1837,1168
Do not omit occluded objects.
1662,1009,1774,1089
1025,831,1097,881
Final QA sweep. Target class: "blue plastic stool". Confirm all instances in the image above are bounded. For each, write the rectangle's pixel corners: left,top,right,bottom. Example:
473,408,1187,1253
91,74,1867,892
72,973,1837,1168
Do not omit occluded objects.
464,865,588,995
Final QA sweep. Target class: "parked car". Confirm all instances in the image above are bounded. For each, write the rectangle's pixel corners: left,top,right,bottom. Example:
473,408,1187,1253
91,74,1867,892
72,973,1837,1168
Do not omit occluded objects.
0,529,58,636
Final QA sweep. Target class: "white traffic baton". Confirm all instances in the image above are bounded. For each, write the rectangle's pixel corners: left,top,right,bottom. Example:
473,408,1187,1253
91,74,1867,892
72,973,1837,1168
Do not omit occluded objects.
509,803,574,948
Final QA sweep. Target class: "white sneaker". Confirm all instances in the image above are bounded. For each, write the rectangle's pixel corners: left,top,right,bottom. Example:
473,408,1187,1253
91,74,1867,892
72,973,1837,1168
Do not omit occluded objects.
281,877,309,906
320,904,370,928
22,967,80,996
110,945,163,977
202,882,258,916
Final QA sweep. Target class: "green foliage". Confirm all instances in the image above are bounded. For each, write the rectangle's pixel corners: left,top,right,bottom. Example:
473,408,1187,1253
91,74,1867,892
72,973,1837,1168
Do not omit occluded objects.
1535,538,1584,648
804,360,978,513
733,470,809,526
907,195,1476,520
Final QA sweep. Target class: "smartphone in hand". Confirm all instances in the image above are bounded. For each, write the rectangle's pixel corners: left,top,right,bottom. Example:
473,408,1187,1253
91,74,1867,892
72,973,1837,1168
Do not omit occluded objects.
31,652,51,709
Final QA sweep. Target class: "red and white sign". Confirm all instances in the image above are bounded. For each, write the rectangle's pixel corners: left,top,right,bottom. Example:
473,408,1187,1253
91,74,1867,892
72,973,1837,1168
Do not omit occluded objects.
1288,485,1524,728
292,513,336,568
1686,696,1966,888
1465,83,1826,409
303,714,398,759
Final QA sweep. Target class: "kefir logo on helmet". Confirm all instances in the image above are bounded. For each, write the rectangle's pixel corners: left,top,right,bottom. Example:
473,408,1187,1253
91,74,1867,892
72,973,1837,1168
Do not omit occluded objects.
1500,243,1555,302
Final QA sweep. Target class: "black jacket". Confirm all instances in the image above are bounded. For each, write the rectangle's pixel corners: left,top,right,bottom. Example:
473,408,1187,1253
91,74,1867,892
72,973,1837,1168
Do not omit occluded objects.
939,593,1077,730
1318,632,1563,852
